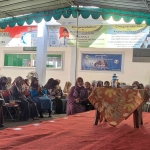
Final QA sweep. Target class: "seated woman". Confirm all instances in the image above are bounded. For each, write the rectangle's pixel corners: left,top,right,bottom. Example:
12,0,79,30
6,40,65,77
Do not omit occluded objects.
97,81,103,87
104,81,110,86
91,80,97,91
139,83,144,89
22,79,38,119
6,77,12,89
132,81,141,89
30,77,52,118
66,77,88,116
0,76,11,103
22,79,30,97
0,77,7,127
10,76,30,121
0,100,4,127
0,76,8,90
84,82,92,96
63,81,72,98
84,81,94,111
44,79,64,114
144,85,150,112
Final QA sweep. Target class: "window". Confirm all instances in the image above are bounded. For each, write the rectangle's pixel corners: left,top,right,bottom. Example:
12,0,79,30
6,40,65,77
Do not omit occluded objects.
4,53,63,69
46,54,62,69
4,54,31,67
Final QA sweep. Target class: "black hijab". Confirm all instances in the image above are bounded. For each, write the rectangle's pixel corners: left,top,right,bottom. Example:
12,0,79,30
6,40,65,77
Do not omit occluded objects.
0,76,8,90
44,78,54,89
50,80,59,90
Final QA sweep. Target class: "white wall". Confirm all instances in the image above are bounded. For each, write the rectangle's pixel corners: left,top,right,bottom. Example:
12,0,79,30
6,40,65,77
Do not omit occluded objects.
0,47,75,88
46,47,75,88
0,47,150,87
0,47,36,80
77,48,150,86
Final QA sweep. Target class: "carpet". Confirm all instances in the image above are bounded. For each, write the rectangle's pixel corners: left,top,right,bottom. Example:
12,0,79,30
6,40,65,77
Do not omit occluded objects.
0,111,150,150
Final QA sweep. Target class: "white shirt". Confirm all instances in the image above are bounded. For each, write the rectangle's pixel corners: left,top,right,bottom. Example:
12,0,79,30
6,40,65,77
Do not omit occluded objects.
59,37,68,47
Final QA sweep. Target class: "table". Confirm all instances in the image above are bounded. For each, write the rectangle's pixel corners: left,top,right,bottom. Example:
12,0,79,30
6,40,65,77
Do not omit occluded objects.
88,87,149,128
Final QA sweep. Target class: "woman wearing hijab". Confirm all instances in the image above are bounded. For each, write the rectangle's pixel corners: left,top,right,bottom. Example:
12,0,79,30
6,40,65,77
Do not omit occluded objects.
84,81,94,111
44,78,54,94
0,99,4,127
66,77,88,116
132,81,141,89
63,81,72,98
0,76,8,90
30,77,52,118
91,80,97,91
6,77,12,89
143,85,150,112
97,81,103,87
44,79,63,114
0,77,10,104
21,79,38,119
104,81,110,86
84,82,92,96
0,77,6,127
10,76,30,121
22,79,30,97
139,83,144,89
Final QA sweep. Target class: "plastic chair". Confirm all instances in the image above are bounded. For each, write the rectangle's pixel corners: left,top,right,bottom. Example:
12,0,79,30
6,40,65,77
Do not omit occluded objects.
0,90,19,121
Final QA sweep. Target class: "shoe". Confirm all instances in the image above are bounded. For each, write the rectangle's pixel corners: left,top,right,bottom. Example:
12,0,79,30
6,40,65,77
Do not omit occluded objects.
39,115,44,118
49,115,52,117
27,118,33,121
0,124,4,128
33,117,39,120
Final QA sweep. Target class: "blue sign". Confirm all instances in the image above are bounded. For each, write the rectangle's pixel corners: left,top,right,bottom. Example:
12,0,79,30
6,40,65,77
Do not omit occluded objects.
81,53,122,71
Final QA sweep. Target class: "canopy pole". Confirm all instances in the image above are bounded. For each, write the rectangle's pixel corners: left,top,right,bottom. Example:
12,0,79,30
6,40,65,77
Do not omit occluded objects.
75,5,79,80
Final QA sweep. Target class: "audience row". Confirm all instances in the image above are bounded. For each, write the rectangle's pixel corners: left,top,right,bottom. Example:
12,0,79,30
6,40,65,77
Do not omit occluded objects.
0,76,149,128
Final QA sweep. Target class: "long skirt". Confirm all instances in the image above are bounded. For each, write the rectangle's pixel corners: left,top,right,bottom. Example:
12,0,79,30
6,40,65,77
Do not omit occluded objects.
32,96,52,112
0,106,4,125
19,99,30,121
27,98,38,118
66,102,86,116
55,98,63,114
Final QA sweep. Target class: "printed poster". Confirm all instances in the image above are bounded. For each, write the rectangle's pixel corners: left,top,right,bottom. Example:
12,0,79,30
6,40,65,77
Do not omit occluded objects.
81,53,122,71
49,25,150,48
0,26,37,47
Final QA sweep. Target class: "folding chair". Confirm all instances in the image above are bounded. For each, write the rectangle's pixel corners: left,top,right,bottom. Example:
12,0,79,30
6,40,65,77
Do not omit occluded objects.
0,90,19,121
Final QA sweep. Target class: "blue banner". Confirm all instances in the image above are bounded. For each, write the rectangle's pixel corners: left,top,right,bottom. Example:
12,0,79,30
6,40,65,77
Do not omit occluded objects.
81,53,122,71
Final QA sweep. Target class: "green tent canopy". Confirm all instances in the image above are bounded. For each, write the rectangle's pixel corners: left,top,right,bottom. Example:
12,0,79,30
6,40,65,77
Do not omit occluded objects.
0,7,150,29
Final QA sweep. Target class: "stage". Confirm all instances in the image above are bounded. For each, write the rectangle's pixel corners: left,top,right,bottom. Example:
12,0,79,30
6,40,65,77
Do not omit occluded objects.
0,111,150,150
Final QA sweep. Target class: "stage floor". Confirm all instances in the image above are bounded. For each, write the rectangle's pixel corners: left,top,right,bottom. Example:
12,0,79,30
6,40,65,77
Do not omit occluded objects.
0,111,150,150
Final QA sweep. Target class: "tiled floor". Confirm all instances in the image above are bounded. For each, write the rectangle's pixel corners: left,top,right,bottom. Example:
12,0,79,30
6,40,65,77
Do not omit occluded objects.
0,113,66,130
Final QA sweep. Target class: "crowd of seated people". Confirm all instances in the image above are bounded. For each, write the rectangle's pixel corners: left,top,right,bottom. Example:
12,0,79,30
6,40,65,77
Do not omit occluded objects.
0,75,149,128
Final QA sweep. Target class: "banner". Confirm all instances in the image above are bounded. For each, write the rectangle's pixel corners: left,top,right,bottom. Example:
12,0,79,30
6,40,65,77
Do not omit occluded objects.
81,53,122,71
0,26,37,47
49,25,149,48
